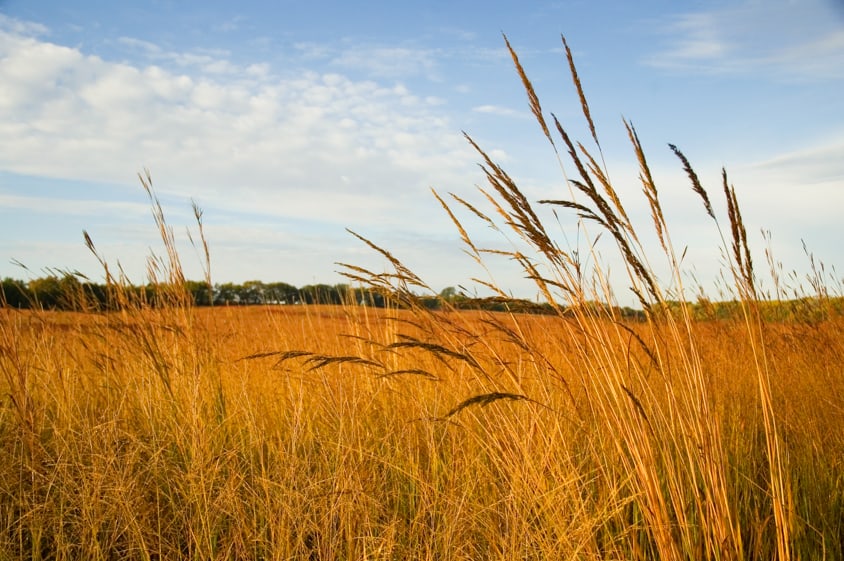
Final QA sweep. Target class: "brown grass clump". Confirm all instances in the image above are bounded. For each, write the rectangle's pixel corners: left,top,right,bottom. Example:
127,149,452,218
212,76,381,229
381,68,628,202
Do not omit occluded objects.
1,35,842,560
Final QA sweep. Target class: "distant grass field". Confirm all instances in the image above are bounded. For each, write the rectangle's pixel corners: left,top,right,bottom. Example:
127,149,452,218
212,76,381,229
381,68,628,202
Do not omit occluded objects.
2,34,842,560
1,304,842,560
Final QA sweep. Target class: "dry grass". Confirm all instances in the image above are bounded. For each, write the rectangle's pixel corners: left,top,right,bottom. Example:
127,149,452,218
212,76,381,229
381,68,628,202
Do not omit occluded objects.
1,304,842,560
1,35,843,560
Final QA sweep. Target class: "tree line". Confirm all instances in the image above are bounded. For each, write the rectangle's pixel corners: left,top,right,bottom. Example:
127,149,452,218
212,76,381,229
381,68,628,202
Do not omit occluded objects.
0,274,559,315
3,274,838,322
0,275,374,310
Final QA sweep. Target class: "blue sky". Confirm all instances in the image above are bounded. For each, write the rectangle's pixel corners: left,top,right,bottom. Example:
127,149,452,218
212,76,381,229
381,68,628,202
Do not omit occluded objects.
1,1,842,302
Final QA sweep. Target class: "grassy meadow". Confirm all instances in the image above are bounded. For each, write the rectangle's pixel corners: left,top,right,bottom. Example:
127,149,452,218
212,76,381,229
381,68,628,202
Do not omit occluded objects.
2,36,843,560
2,300,843,560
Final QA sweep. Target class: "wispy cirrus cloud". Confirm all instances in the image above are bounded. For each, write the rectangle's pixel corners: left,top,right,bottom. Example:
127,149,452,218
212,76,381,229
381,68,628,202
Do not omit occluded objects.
292,40,446,81
643,1,844,81
0,13,48,37
652,12,731,64
292,37,509,83
0,193,150,217
472,104,525,118
766,29,844,81
117,36,244,75
331,45,443,80
742,135,844,188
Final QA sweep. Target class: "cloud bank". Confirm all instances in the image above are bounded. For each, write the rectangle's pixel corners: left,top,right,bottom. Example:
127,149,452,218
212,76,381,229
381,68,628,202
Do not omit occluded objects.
0,17,479,233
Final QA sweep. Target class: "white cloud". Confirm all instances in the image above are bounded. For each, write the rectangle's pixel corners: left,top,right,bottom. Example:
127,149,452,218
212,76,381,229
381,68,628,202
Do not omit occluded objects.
0,19,480,235
657,13,731,62
644,1,844,80
293,41,333,60
117,36,161,55
472,104,525,118
766,29,844,80
0,13,49,37
745,136,844,182
293,39,448,81
732,136,844,226
118,36,241,75
330,45,442,80
0,193,150,217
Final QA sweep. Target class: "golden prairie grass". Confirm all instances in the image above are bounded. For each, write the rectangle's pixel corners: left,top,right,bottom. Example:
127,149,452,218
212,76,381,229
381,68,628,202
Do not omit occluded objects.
1,304,842,560
1,34,843,560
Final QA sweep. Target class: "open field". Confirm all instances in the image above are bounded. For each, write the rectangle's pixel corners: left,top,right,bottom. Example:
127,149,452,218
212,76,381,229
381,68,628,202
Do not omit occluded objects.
2,35,842,561
1,302,842,560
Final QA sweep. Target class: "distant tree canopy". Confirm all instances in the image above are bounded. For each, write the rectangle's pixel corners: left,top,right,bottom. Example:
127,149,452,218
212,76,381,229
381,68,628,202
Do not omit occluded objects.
1,276,356,311
2,274,841,321
0,278,28,309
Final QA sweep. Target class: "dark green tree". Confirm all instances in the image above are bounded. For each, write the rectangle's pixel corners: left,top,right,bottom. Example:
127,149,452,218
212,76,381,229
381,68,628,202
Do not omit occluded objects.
264,282,299,304
184,280,214,306
27,276,63,309
1,278,31,308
